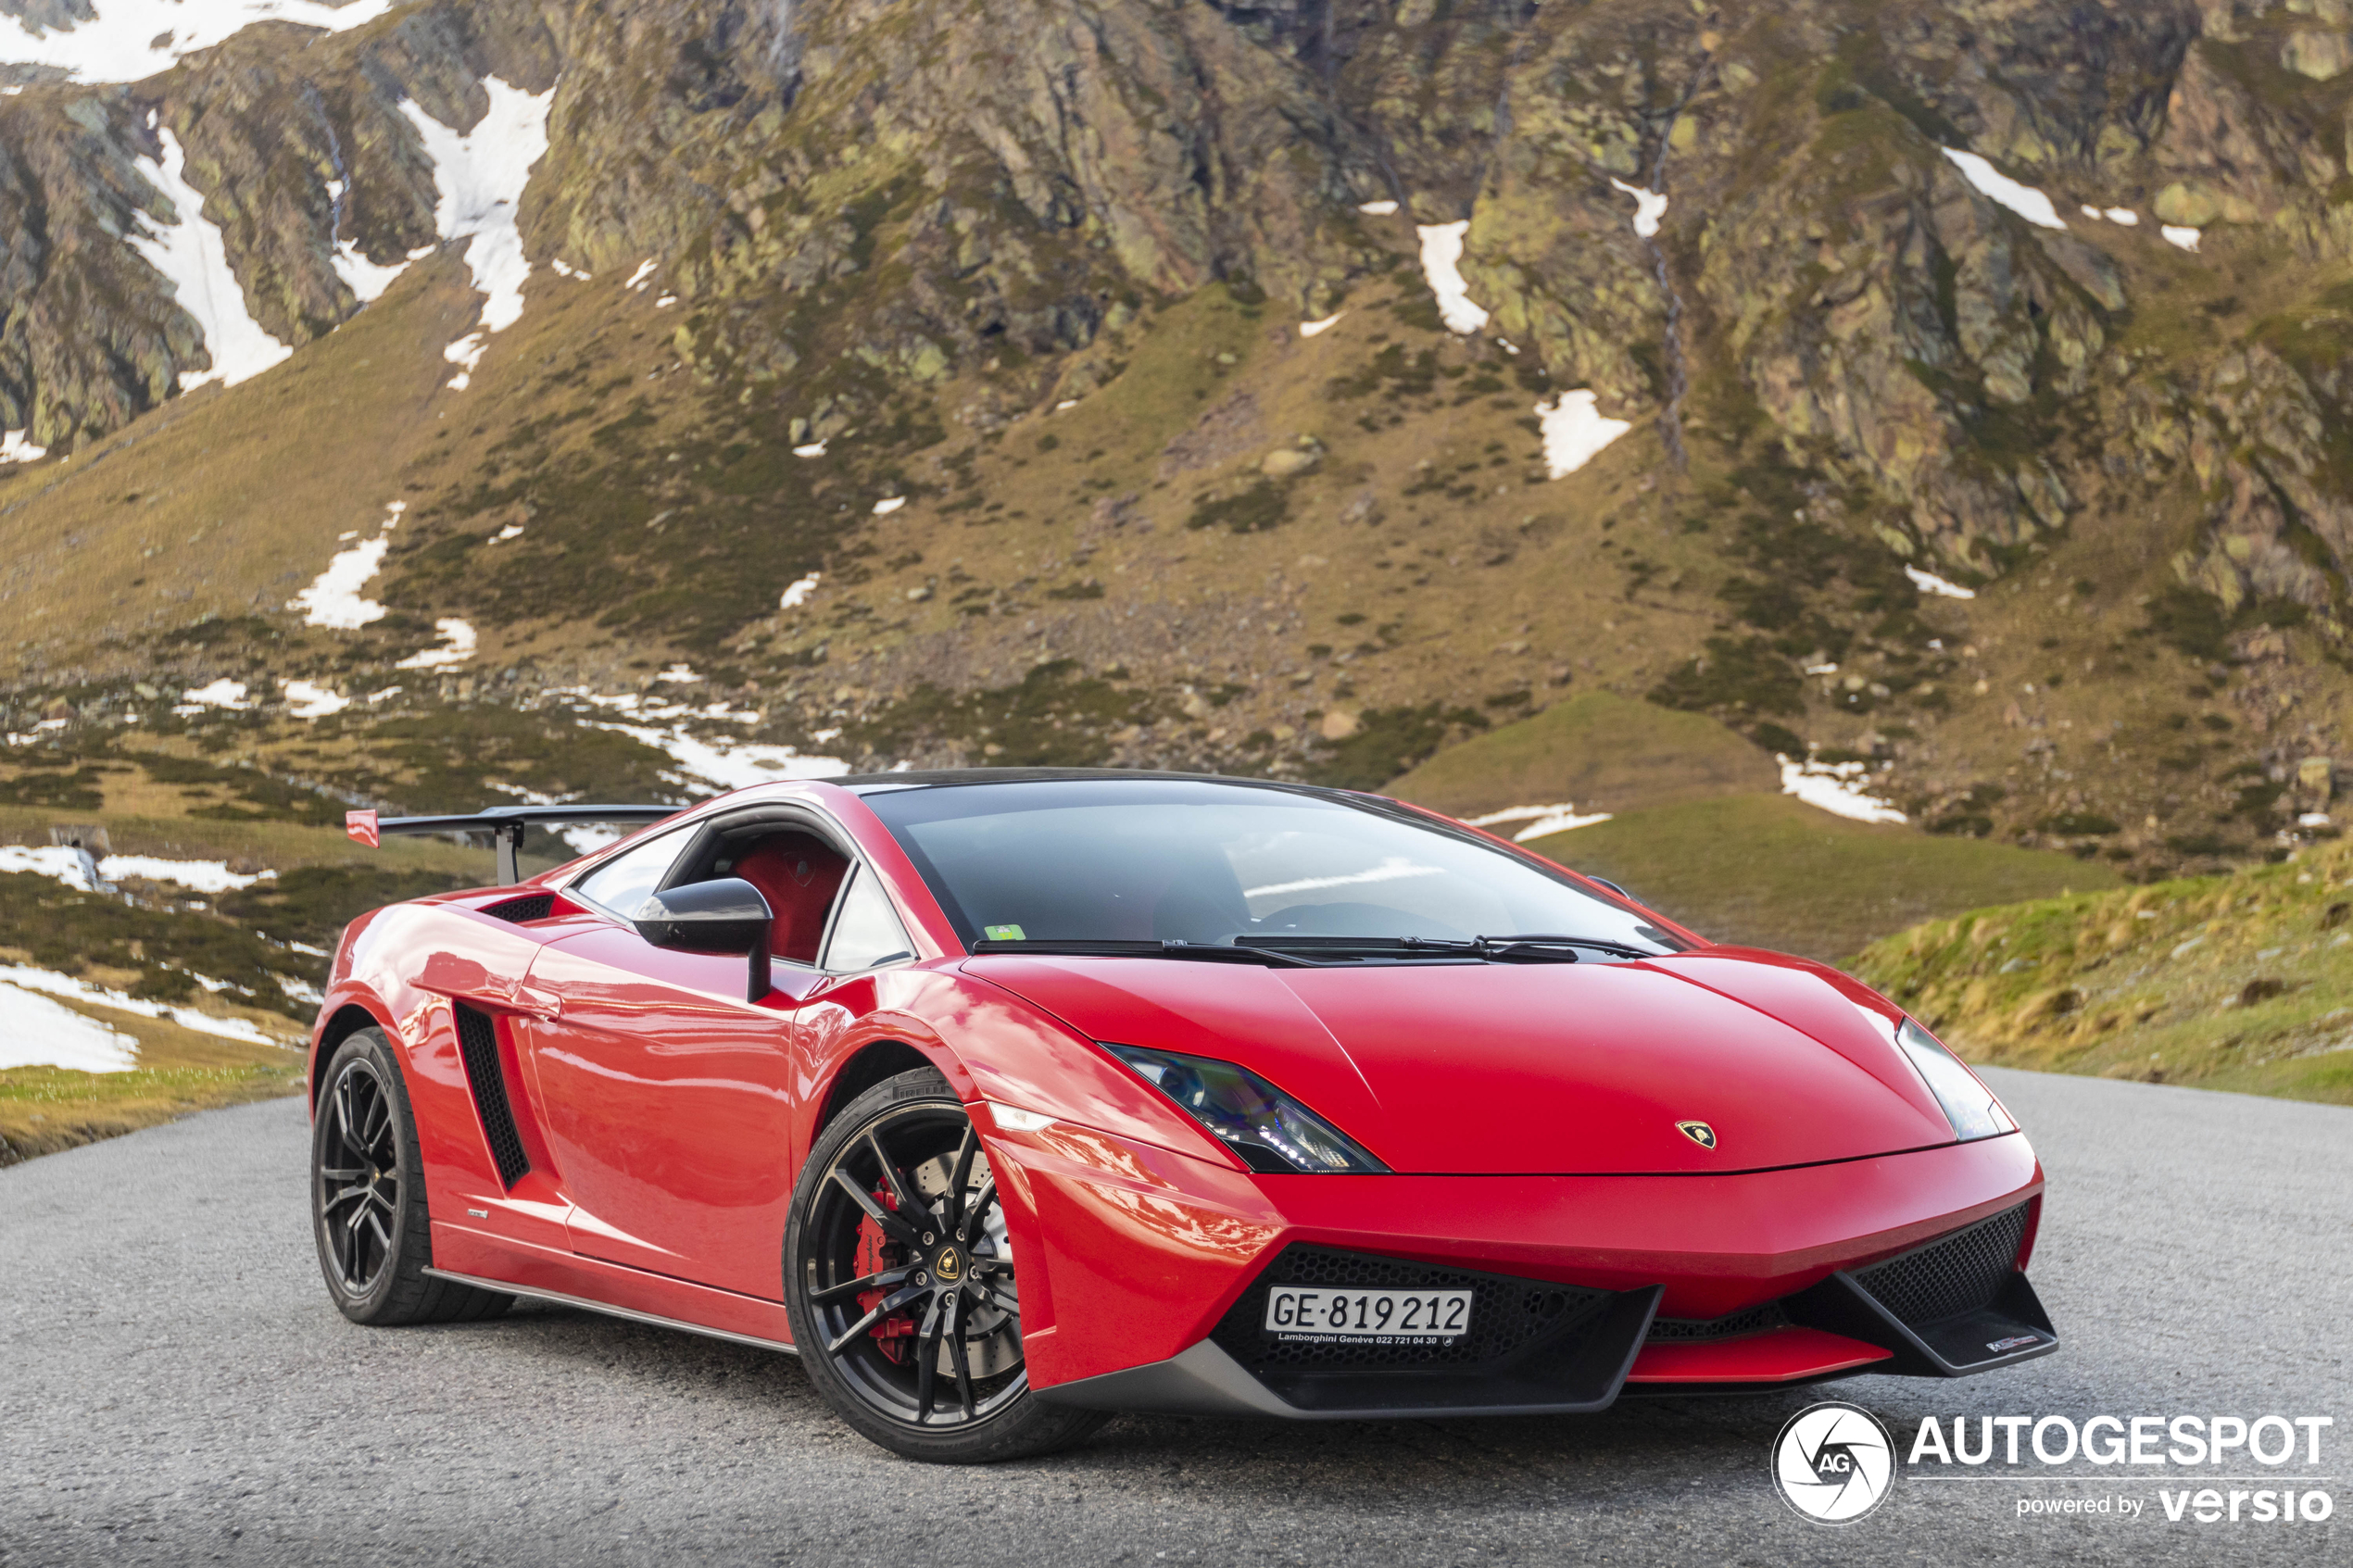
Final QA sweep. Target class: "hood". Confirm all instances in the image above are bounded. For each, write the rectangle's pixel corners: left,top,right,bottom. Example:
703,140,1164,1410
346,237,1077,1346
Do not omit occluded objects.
965,951,1957,1174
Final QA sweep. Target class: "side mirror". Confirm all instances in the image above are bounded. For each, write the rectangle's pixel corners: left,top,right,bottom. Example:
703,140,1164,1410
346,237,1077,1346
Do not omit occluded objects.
634,877,774,1002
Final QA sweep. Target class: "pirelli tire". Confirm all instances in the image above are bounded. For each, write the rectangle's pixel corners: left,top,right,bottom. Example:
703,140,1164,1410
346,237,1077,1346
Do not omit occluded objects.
783,1066,1109,1463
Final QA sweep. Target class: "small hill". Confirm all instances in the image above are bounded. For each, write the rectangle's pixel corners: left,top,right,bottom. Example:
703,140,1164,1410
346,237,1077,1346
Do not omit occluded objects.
1524,793,2119,961
1384,690,1776,819
1852,841,2353,1107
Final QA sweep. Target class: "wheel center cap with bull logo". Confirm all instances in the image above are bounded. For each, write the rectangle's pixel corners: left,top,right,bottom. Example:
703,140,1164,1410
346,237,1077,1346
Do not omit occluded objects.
933,1246,964,1283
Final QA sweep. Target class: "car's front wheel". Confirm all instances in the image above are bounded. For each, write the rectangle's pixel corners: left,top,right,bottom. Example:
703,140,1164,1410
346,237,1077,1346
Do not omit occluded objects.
783,1067,1108,1462
311,1027,511,1326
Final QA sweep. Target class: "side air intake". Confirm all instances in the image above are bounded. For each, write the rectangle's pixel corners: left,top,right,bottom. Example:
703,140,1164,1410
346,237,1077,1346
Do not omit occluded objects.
479,893,555,924
452,1002,531,1187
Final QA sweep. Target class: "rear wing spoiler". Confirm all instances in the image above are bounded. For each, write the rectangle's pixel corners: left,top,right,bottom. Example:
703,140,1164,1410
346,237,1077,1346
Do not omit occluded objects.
346,805,678,885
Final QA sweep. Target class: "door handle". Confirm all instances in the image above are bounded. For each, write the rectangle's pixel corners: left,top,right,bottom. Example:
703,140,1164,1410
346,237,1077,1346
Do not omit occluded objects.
510,985,563,1022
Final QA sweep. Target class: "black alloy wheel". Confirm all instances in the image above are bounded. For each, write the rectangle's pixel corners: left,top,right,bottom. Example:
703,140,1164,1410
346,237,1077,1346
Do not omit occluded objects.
318,1055,400,1296
309,1027,511,1326
784,1068,1107,1461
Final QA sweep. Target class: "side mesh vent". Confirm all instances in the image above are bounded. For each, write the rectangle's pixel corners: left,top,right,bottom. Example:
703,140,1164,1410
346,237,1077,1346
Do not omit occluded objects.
1851,1203,2029,1330
480,893,555,924
452,1002,531,1187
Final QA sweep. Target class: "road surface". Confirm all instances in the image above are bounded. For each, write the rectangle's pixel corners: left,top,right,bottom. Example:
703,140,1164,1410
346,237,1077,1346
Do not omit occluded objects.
2,1068,2345,1566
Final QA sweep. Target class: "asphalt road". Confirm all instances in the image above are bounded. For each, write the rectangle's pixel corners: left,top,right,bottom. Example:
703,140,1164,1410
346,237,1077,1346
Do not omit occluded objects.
2,1068,2346,1568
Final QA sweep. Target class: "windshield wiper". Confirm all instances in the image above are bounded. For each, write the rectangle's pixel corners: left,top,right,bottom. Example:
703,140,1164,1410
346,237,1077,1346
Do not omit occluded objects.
1470,933,1659,961
968,938,1321,967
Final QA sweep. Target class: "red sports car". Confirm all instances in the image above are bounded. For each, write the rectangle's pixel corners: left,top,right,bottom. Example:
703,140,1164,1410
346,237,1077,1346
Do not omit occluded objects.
308,771,2055,1462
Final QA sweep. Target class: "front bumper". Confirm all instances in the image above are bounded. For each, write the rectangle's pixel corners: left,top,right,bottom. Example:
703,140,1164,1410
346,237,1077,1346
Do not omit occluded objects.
992,1120,2052,1419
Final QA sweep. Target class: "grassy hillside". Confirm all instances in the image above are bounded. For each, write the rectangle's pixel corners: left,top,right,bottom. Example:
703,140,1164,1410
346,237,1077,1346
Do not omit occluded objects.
1385,690,1778,818
1852,842,2353,1106
1526,793,2120,961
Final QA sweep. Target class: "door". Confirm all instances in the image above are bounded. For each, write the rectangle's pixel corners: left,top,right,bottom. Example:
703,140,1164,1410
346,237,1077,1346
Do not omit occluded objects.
515,820,849,1298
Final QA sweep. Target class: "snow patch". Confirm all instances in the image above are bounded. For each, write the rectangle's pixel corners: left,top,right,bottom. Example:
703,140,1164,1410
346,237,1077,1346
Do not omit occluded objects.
872,496,906,516
547,686,851,796
490,523,524,543
1299,312,1345,338
1357,200,1399,216
128,128,293,391
1416,221,1491,333
1053,398,1079,411
1940,148,2066,231
394,618,477,670
289,501,402,628
177,678,250,711
1607,178,1667,238
0,980,138,1073
792,441,827,458
281,679,349,719
625,259,658,291
0,845,271,894
1903,564,1978,599
548,257,591,281
2082,205,2140,227
1780,756,1906,824
2161,225,2201,252
403,79,554,384
331,239,413,305
0,430,46,463
1534,391,1632,478
0,0,399,85
654,294,678,307
0,963,279,1044
780,571,822,609
1463,803,1615,842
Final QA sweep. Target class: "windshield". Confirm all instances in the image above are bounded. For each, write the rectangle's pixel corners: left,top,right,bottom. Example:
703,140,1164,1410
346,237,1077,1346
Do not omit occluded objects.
862,779,1684,954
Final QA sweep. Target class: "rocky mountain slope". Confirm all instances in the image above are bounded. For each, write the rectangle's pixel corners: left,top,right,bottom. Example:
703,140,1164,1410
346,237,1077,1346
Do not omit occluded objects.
2,0,2352,888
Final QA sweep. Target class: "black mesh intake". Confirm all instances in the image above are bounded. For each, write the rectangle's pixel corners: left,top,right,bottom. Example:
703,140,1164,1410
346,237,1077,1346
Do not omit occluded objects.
479,893,556,924
453,1003,531,1187
1850,1204,2030,1330
1209,1246,1609,1374
1645,1301,1790,1342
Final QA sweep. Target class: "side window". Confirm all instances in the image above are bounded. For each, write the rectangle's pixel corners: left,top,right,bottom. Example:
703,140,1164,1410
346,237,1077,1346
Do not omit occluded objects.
824,866,915,972
571,829,686,919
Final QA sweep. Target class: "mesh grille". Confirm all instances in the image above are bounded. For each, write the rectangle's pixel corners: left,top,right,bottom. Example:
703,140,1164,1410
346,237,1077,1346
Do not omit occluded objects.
1210,1246,1607,1373
1851,1204,2028,1329
480,893,555,924
453,1003,531,1187
1646,1301,1790,1342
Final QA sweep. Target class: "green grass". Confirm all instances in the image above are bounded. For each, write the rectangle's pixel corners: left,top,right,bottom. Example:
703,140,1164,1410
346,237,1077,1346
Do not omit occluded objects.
0,999,305,1165
1524,793,2120,961
1386,690,1778,819
1851,840,2353,1106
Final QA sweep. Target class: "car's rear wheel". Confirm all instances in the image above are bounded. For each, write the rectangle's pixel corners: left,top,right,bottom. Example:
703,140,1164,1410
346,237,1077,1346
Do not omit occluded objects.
312,1027,511,1326
784,1067,1108,1462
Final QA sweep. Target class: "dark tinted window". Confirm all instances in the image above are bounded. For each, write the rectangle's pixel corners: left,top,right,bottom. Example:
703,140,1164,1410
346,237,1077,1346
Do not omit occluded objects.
862,780,1679,951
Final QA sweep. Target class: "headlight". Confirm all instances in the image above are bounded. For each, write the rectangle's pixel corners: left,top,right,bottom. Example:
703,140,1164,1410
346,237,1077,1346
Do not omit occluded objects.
1103,1045,1388,1173
1897,1018,2017,1142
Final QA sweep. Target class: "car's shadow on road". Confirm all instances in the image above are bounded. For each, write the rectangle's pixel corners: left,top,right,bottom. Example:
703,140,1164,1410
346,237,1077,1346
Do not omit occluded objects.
447,1298,1818,1497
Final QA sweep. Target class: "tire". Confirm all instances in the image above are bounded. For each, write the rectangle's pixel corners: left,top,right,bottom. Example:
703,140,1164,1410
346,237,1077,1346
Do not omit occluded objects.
784,1066,1110,1462
311,1027,511,1326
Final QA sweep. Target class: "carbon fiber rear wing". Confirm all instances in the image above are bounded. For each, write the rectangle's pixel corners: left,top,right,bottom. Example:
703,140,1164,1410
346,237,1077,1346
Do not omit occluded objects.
346,805,678,885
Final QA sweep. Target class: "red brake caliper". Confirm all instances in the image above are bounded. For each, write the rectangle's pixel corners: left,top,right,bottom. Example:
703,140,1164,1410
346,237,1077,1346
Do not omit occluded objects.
853,1182,917,1362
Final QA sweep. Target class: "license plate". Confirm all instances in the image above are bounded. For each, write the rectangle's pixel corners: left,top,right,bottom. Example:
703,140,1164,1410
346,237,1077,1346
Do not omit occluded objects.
1262,1286,1474,1345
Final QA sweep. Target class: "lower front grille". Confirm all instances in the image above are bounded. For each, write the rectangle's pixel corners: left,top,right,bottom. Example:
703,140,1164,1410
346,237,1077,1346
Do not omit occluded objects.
1646,1300,1791,1342
1210,1245,1610,1374
1851,1203,2029,1330
453,1002,531,1188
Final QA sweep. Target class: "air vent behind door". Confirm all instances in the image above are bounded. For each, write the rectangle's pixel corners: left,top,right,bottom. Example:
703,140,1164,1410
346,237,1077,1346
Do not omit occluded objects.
452,1002,532,1187
479,893,556,924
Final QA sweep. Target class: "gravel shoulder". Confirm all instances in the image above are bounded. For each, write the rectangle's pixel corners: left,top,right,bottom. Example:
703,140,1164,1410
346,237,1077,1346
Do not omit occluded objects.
1,1067,2345,1567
